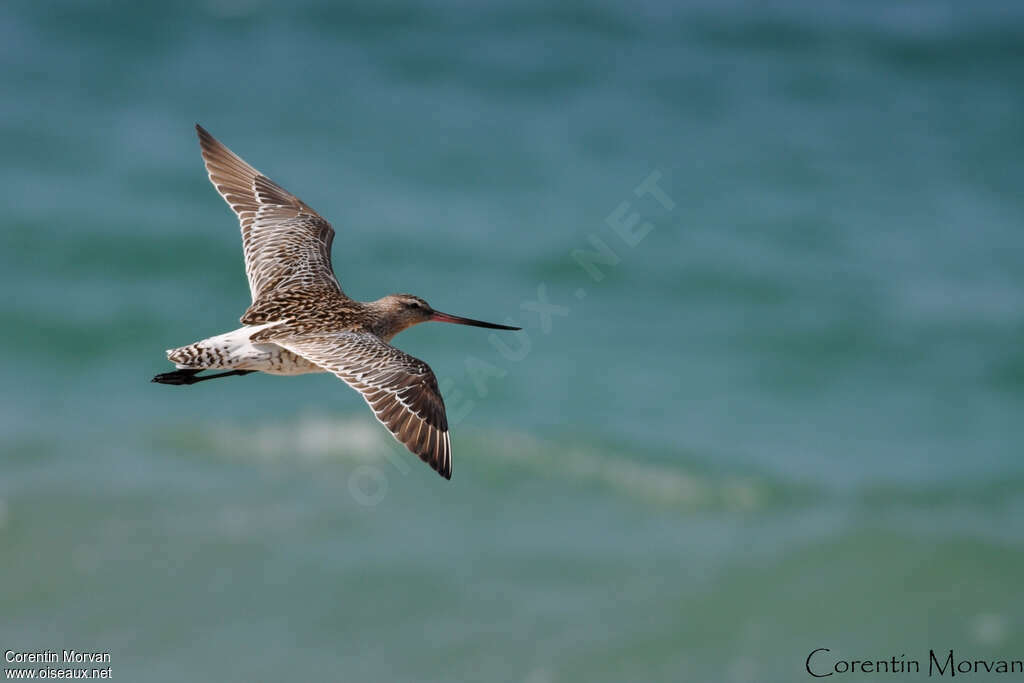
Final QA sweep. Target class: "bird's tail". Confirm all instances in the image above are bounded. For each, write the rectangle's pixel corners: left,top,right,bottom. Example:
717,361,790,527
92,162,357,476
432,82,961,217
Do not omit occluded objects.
164,327,265,371
166,342,214,369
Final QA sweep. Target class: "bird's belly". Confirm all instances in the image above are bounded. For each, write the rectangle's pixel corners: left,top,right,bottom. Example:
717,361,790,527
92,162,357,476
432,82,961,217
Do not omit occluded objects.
250,344,324,375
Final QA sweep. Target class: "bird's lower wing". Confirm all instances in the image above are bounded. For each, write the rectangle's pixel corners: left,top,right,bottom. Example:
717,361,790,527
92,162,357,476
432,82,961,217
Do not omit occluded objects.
271,332,452,480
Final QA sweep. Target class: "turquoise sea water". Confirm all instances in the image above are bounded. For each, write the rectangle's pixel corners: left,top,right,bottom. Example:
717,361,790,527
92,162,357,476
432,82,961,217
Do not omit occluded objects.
2,1,1024,680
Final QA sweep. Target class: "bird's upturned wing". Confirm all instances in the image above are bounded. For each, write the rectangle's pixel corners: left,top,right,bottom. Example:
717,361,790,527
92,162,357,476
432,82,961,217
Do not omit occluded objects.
271,332,452,480
195,124,342,301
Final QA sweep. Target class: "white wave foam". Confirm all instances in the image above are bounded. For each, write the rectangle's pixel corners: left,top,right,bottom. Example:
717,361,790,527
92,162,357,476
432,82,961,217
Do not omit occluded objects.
209,413,391,463
201,417,768,510
561,448,762,510
482,430,764,511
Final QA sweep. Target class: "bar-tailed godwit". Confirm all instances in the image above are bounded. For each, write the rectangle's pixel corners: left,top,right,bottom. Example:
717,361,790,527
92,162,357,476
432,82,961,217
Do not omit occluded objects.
153,125,519,480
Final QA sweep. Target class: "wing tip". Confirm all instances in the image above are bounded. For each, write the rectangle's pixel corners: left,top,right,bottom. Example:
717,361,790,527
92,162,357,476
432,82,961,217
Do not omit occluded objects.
194,124,238,165
195,124,219,164
410,432,452,480
436,431,452,480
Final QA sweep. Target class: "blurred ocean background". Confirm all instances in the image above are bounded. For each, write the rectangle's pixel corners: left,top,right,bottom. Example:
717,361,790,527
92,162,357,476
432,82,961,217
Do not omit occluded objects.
2,0,1024,680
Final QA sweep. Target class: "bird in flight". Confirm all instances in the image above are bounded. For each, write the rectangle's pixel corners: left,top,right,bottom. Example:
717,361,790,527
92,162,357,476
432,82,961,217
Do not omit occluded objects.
153,125,519,479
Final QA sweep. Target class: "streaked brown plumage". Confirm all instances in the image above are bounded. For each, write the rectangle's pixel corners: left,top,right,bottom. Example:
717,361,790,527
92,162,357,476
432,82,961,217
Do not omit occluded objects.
153,125,519,480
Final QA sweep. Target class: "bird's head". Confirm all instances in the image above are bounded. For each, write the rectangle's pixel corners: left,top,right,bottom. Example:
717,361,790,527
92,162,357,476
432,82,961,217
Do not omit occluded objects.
369,294,520,340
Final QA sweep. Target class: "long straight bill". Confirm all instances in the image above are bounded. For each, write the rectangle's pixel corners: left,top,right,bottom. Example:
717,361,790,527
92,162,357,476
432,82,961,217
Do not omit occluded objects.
430,311,520,330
